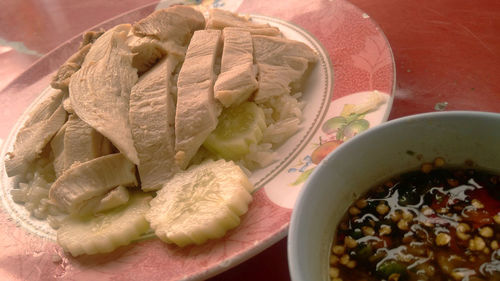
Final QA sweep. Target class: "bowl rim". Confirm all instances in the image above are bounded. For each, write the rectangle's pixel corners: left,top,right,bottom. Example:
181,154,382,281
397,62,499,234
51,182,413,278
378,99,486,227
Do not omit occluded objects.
287,110,500,281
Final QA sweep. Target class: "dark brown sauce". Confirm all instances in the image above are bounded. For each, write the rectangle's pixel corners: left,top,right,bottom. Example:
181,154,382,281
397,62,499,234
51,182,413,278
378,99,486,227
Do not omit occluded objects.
329,162,500,281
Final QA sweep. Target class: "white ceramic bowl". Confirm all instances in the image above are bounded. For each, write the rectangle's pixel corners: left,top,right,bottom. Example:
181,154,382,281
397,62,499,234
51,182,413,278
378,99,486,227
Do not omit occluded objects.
287,111,500,281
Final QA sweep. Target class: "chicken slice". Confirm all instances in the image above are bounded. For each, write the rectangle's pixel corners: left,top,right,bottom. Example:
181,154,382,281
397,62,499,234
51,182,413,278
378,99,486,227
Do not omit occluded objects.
252,35,318,103
63,114,108,170
24,88,65,127
5,88,67,177
94,185,130,213
50,123,67,178
206,9,281,36
51,44,92,91
216,26,282,37
218,29,253,72
129,55,180,191
214,64,258,107
126,33,186,75
176,30,222,88
72,184,131,216
133,5,205,46
51,30,105,92
255,58,309,103
69,24,140,164
62,95,74,114
79,30,104,49
214,28,258,107
175,30,222,169
252,35,318,65
49,153,137,214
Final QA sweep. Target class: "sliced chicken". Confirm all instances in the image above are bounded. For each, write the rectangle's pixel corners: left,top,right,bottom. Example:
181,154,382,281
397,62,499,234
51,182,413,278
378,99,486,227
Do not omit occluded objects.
95,185,130,213
62,95,74,114
5,88,67,177
214,64,258,106
69,24,140,164
126,34,186,75
214,28,258,107
252,35,317,65
252,35,318,103
50,123,67,178
175,30,223,169
51,30,104,91
206,9,281,36
51,114,113,178
75,184,132,215
99,137,113,156
23,88,65,127
255,58,309,103
79,30,104,49
51,44,92,91
219,28,254,72
129,55,181,191
133,5,205,46
215,26,282,37
63,114,108,170
49,153,137,214
127,35,163,74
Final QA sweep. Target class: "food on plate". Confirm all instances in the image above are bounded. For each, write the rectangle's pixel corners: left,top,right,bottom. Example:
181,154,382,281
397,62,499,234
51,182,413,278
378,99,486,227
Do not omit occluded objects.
4,88,67,177
63,115,112,169
50,121,67,178
129,55,180,191
57,192,151,256
5,6,318,256
252,35,317,103
329,159,500,281
214,28,258,107
129,5,205,74
69,24,140,164
132,5,206,45
203,102,266,160
146,159,253,247
49,153,137,215
206,9,281,36
51,30,105,91
174,29,223,169
95,185,130,213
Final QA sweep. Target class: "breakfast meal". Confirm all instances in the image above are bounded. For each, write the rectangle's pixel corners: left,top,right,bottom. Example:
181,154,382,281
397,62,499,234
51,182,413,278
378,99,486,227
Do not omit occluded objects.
4,6,318,256
329,158,500,281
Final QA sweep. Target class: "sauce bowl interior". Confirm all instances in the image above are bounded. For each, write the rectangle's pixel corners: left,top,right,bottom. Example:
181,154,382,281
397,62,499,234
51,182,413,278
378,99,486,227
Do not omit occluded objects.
287,111,500,281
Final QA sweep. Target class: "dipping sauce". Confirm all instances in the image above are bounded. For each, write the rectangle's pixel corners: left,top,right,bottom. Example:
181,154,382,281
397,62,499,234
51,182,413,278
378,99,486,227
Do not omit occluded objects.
330,158,500,281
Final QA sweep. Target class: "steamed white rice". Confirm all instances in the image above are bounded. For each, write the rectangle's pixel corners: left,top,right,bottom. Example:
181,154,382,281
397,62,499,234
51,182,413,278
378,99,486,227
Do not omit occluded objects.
239,92,305,169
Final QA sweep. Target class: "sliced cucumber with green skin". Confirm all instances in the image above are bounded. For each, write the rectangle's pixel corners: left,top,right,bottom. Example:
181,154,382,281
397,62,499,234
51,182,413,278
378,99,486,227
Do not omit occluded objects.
203,102,266,160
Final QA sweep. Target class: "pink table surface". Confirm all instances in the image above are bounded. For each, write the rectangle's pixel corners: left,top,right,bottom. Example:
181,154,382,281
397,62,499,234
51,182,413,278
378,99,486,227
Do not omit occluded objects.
1,0,499,280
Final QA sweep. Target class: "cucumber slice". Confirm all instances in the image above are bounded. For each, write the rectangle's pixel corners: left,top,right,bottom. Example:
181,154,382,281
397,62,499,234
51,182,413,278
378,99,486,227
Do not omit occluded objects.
203,102,266,160
57,192,152,256
146,159,253,247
